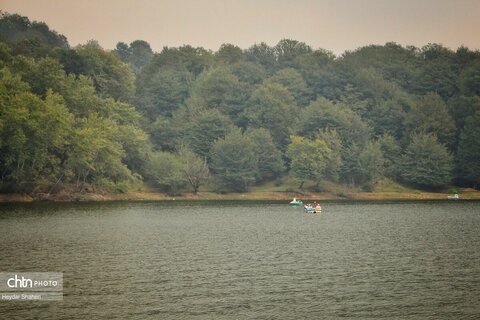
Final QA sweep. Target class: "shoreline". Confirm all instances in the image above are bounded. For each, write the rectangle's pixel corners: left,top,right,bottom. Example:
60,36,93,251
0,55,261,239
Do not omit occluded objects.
1,189,479,203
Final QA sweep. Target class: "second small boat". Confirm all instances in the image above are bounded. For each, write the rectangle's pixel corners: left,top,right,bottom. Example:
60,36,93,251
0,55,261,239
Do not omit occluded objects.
304,201,321,213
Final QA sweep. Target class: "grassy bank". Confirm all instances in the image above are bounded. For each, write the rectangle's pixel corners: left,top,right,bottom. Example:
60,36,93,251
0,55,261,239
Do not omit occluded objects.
1,179,479,202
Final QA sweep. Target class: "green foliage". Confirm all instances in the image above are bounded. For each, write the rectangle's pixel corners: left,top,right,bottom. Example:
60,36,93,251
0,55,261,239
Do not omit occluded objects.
149,115,177,151
211,129,258,192
456,110,480,188
405,92,455,147
0,12,68,57
246,128,285,180
339,143,362,186
316,129,342,181
178,147,210,194
244,82,297,150
245,42,276,73
414,44,458,99
357,141,384,190
0,86,72,192
216,43,244,64
69,114,137,189
148,151,186,195
399,133,453,188
136,66,193,119
460,61,480,96
274,39,312,69
298,97,370,147
268,68,312,106
230,61,267,85
10,56,67,96
189,66,250,123
294,49,338,99
378,134,401,178
76,42,135,102
183,108,233,159
114,40,153,73
286,135,331,188
1,12,480,195
339,140,383,189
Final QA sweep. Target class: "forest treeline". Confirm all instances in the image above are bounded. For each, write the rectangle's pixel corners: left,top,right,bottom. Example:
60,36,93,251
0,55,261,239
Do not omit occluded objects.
0,12,479,196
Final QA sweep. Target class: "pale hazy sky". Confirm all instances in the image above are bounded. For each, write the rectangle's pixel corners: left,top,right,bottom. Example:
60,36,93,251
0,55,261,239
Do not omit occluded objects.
1,0,479,55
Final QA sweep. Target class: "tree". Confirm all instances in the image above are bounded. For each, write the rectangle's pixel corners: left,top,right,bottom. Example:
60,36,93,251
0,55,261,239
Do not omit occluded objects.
179,147,210,194
378,133,401,178
245,42,276,73
244,82,297,150
339,143,362,186
294,49,338,100
0,87,72,192
147,151,186,195
316,129,342,181
456,110,480,188
268,68,312,106
216,43,244,64
183,108,232,159
135,66,193,119
460,61,480,96
128,40,154,72
210,129,258,192
230,61,267,85
405,92,455,148
68,114,139,193
399,133,453,188
0,12,69,57
246,128,285,181
149,115,177,152
76,42,135,102
413,44,458,99
357,141,384,190
114,40,153,73
274,39,312,69
189,66,250,123
286,136,331,189
10,56,67,97
297,97,371,148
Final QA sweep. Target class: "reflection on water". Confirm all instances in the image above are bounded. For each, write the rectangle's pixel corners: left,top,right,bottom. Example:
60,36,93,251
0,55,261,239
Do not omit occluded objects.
0,201,479,319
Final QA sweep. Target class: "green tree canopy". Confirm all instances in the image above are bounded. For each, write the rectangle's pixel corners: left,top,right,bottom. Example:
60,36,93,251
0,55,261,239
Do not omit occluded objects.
286,135,331,188
405,92,455,148
244,82,297,150
246,128,285,181
189,66,250,122
210,128,258,192
183,108,233,159
268,67,312,106
456,110,480,188
147,151,186,195
399,133,453,188
76,42,135,102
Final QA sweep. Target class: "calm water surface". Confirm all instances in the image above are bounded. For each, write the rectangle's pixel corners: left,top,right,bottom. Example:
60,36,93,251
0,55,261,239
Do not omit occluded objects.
0,201,479,319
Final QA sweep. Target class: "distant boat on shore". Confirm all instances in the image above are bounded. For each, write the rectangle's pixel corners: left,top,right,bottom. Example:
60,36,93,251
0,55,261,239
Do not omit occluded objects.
447,194,460,200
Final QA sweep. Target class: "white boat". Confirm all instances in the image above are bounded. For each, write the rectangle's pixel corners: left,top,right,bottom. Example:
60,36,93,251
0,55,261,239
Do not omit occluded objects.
447,194,460,200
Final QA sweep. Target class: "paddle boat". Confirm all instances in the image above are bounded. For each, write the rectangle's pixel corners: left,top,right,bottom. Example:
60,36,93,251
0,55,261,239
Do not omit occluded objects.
304,202,322,213
289,198,303,206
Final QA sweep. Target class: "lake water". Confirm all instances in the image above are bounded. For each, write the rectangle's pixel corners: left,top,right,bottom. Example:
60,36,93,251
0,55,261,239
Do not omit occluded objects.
0,201,479,319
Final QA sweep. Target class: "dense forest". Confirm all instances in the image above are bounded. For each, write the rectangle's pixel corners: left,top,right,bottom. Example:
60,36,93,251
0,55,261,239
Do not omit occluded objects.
0,12,479,197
